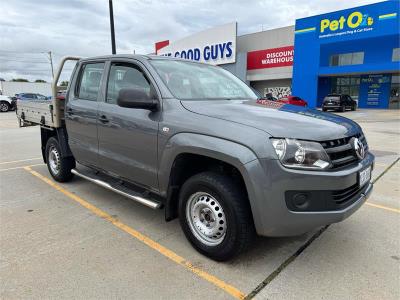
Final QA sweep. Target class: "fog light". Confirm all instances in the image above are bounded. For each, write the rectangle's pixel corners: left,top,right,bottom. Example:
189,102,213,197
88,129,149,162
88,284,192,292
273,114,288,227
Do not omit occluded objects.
293,193,309,209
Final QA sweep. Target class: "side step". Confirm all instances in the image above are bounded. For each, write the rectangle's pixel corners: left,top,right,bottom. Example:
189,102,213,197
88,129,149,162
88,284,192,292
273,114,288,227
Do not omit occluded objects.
71,168,162,209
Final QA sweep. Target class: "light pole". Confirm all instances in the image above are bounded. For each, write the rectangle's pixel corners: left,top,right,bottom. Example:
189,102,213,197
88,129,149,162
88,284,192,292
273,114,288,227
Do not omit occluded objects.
109,0,116,54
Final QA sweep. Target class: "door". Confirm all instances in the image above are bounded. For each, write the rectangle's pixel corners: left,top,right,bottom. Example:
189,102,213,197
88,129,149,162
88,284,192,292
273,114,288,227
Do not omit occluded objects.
97,61,160,190
389,75,400,109
65,62,105,167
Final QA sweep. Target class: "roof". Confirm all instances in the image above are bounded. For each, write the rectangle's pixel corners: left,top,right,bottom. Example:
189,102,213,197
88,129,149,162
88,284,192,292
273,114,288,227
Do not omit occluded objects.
79,54,188,62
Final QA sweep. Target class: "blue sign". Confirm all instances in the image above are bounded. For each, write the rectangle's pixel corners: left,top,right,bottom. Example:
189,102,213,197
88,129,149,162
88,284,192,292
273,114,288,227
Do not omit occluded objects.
359,74,391,108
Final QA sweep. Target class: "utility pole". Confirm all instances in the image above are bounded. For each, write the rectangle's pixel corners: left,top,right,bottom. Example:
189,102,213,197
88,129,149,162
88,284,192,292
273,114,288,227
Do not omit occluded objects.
43,51,54,79
109,0,116,54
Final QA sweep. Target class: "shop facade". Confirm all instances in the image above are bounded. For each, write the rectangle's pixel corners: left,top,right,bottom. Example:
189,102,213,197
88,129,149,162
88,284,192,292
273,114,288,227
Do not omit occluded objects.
292,1,400,109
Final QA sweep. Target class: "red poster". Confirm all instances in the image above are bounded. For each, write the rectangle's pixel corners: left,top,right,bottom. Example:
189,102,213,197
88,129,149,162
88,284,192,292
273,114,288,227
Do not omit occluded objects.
247,46,294,70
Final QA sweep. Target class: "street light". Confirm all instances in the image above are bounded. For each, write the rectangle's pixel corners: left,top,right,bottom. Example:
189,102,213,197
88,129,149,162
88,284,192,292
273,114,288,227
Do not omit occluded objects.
109,0,116,54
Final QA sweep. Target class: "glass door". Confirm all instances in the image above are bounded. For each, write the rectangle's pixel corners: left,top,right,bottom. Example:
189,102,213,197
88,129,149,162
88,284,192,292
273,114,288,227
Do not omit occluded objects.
389,74,400,109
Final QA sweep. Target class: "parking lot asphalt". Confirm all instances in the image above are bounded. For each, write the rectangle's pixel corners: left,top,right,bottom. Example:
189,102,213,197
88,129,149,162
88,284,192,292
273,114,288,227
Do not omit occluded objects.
1,109,399,299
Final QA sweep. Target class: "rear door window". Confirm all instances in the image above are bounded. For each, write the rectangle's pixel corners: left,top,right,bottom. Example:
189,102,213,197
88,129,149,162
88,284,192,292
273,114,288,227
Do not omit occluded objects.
76,62,105,101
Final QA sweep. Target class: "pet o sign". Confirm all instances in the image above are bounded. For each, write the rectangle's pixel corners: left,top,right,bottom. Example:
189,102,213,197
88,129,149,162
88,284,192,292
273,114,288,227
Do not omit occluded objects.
247,46,294,70
157,22,237,65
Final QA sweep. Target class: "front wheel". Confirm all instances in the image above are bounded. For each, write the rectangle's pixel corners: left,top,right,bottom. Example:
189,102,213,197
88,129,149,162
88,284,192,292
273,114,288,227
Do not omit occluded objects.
45,137,75,182
339,105,346,112
0,101,10,112
178,172,255,261
351,104,356,111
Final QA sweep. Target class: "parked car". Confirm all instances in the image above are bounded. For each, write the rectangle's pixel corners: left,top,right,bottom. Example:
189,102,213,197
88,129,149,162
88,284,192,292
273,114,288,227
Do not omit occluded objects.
16,93,49,101
0,95,16,112
322,94,357,112
16,55,374,261
277,96,308,107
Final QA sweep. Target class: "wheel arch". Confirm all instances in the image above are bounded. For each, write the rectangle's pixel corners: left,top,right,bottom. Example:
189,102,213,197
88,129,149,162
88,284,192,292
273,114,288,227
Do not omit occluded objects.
159,133,258,222
41,126,74,163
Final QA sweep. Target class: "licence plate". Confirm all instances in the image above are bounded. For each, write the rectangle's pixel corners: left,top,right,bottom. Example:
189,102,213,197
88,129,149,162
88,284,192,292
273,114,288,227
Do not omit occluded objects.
359,166,371,187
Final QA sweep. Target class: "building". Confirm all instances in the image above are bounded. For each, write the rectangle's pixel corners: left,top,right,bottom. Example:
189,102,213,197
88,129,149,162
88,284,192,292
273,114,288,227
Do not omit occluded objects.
155,1,399,109
292,1,400,109
238,26,294,99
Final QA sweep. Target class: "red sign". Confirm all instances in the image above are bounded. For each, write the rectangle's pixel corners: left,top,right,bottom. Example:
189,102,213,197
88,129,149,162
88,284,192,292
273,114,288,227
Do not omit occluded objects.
247,46,294,70
155,40,169,54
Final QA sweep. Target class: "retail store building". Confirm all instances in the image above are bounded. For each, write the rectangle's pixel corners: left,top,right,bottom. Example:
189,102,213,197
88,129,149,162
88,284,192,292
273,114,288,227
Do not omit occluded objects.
155,1,399,108
293,1,400,109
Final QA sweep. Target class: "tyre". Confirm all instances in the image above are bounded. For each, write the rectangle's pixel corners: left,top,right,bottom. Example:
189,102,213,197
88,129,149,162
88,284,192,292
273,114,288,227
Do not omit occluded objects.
45,137,75,182
0,101,10,112
178,171,255,261
322,107,327,112
351,104,356,111
340,105,345,112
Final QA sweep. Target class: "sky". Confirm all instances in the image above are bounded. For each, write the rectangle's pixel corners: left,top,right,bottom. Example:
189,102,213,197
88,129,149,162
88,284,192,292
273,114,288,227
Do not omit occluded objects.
0,0,381,82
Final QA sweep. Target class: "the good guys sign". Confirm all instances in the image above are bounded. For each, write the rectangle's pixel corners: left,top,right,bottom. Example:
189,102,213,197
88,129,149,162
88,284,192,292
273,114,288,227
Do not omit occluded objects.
157,22,237,65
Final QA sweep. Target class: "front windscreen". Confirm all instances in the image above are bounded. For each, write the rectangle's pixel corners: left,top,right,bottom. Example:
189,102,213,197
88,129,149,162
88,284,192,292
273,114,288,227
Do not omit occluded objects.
150,59,258,101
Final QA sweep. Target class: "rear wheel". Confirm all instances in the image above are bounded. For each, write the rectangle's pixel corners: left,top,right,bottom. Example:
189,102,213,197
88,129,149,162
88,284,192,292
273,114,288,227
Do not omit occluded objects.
179,172,255,261
322,107,327,112
0,101,10,112
45,137,75,182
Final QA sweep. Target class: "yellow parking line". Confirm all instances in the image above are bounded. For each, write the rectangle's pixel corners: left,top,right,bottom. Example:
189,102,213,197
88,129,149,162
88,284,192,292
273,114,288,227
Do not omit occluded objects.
0,163,44,172
366,202,400,214
0,157,42,165
24,166,246,300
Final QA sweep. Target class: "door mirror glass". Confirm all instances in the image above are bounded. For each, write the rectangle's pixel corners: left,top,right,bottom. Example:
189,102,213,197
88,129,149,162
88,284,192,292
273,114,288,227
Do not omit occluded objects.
117,88,158,110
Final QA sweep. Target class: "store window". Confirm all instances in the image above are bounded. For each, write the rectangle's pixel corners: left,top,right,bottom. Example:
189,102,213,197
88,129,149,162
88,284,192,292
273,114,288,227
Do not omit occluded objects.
329,52,364,66
331,76,360,100
392,48,400,62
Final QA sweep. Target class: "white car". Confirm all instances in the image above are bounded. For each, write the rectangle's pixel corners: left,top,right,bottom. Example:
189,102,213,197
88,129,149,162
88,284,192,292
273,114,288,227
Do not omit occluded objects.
0,95,15,112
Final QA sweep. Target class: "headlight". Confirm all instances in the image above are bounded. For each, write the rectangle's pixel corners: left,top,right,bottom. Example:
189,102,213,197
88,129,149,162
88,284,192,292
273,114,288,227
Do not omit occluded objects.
271,138,331,170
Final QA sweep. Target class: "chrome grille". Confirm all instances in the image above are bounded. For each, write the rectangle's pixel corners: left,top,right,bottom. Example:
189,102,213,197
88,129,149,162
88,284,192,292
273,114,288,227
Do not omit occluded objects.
321,133,368,168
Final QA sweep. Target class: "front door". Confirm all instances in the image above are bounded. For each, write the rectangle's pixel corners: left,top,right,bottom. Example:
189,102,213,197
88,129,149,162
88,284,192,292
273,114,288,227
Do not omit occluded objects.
97,61,160,191
65,62,105,167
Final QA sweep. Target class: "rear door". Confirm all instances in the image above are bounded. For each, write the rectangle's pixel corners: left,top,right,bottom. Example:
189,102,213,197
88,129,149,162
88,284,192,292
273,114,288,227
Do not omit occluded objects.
65,61,105,167
97,60,160,190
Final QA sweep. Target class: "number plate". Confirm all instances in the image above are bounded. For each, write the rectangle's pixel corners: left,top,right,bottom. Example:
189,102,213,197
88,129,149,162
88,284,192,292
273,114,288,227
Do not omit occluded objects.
359,166,371,187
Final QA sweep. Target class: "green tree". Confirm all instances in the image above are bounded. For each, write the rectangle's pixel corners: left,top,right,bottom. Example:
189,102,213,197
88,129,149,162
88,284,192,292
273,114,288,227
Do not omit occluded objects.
60,81,69,87
11,78,29,82
35,79,47,83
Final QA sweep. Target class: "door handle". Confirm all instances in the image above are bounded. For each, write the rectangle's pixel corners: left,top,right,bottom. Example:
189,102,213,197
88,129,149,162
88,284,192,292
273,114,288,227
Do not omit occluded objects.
99,115,109,123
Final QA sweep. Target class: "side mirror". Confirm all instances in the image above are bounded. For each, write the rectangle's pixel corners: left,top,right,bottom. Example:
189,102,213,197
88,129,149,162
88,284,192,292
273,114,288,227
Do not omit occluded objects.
117,88,158,110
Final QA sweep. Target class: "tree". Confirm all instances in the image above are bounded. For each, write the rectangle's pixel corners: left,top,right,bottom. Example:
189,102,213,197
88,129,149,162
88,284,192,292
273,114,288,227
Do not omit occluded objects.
11,78,29,82
35,79,47,83
60,81,69,87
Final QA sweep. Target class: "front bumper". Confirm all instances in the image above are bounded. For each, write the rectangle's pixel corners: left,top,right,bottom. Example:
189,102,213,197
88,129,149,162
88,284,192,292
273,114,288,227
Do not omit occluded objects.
10,100,17,110
242,152,374,237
